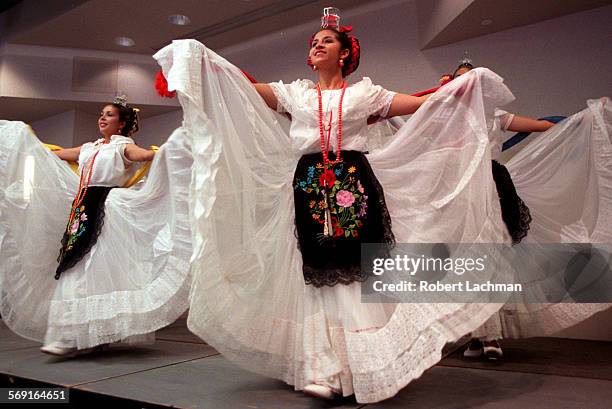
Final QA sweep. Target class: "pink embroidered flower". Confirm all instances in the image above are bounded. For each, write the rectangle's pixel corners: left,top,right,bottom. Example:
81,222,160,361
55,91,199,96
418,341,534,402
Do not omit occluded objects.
336,190,355,208
80,213,88,221
357,180,364,193
70,220,79,234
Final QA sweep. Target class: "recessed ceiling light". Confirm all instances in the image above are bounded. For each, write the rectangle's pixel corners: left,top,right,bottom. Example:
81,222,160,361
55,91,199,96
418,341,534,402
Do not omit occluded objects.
168,14,191,26
115,36,135,47
481,19,493,26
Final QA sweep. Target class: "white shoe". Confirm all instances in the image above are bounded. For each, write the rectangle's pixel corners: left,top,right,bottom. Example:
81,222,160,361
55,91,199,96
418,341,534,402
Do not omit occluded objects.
483,340,503,360
40,343,107,358
40,343,78,357
303,384,335,400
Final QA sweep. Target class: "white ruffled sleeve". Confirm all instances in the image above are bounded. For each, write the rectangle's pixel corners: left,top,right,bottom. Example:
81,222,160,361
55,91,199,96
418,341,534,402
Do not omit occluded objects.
356,77,396,118
495,109,515,131
111,135,136,165
269,79,313,115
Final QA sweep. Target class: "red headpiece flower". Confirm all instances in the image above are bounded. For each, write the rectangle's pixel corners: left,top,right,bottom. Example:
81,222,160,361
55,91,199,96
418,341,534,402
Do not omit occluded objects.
154,70,176,98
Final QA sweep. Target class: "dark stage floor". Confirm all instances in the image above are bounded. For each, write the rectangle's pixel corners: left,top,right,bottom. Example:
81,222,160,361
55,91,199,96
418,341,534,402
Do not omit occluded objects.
1,318,611,408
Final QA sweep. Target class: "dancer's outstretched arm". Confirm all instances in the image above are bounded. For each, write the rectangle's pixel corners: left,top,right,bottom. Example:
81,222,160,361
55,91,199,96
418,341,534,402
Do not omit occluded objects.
124,144,155,162
54,146,81,162
254,83,278,111
506,114,555,133
253,83,430,118
387,93,430,118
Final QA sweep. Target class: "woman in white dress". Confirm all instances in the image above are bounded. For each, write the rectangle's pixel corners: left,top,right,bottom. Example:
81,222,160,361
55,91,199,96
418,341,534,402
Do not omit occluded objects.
52,100,155,280
450,63,612,360
453,63,553,359
0,97,194,357
154,9,516,402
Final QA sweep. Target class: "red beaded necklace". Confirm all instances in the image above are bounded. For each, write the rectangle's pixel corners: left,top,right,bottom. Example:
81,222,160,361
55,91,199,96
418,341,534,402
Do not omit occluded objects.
317,81,347,236
317,81,347,168
67,139,108,226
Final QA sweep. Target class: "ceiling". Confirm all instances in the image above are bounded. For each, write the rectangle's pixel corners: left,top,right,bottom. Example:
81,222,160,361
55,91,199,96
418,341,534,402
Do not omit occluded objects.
2,0,371,53
418,0,612,49
0,97,179,123
2,0,610,53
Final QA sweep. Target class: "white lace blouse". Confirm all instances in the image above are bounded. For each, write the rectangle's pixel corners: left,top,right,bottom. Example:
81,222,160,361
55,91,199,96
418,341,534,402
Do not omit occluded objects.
78,135,137,187
270,77,396,154
490,109,516,160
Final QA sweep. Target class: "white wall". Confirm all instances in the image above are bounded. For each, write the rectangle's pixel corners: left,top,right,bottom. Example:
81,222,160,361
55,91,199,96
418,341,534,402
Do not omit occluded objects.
29,108,182,148
30,109,75,147
1,54,78,100
221,1,612,119
73,110,99,146
0,44,179,107
416,0,476,48
138,110,182,147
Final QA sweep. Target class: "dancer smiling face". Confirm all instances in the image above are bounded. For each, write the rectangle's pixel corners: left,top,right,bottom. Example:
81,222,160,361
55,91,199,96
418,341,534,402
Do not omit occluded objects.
309,29,350,76
98,105,125,139
98,103,140,140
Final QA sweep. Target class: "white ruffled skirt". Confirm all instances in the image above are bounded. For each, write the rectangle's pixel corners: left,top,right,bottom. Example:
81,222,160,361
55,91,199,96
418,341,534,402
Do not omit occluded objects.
155,40,517,403
0,121,193,349
372,99,612,341
491,98,612,339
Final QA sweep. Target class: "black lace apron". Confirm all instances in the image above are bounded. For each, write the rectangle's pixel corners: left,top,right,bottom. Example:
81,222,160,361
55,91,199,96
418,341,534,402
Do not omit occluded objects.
492,160,532,244
55,186,114,279
293,150,395,287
